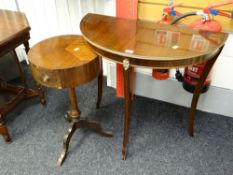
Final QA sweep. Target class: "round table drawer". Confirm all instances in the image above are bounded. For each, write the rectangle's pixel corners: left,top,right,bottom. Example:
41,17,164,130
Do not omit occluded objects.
29,57,101,89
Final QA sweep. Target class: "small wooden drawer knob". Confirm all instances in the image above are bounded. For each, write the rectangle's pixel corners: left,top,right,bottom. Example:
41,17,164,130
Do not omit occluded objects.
43,75,50,82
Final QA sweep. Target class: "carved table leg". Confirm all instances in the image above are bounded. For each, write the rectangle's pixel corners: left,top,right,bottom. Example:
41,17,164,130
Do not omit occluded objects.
122,59,132,160
0,116,11,143
57,88,113,166
188,47,224,136
96,57,103,109
57,122,76,166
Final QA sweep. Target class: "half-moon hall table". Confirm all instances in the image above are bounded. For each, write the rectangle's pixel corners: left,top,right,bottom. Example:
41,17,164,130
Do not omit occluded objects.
28,35,113,166
80,13,228,160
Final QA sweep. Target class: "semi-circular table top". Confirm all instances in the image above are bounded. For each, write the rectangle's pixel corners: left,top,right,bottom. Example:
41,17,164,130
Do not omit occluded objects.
80,13,228,68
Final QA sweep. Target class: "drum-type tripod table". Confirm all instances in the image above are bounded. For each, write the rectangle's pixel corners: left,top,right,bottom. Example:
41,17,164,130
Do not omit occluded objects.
28,35,113,166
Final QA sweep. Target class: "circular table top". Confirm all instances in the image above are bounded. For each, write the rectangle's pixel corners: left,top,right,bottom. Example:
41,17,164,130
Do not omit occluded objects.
28,35,97,70
80,13,228,68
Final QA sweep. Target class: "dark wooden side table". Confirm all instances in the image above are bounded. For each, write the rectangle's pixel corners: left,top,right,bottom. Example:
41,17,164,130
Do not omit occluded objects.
28,35,113,166
80,13,228,160
0,10,45,143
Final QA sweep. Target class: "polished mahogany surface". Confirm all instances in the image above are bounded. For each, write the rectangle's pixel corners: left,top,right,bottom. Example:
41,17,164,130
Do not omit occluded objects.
28,35,100,89
80,13,228,68
0,10,30,56
29,35,97,69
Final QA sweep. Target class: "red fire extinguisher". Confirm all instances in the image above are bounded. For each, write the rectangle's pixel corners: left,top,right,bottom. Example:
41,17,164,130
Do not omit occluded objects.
171,0,233,93
152,0,182,80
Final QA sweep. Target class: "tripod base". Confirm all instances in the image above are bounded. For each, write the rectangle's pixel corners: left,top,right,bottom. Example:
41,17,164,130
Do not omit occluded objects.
57,118,113,166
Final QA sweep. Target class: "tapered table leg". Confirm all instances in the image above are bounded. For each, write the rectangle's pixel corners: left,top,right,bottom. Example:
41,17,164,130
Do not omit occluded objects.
188,47,224,136
13,49,46,105
122,59,132,160
96,57,103,109
57,88,113,166
13,50,28,88
23,41,30,54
